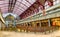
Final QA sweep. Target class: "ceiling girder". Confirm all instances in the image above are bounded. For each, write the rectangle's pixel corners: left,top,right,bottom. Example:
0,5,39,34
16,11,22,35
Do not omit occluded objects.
8,0,17,13
26,0,31,4
19,0,46,18
16,4,26,10
14,7,24,11
17,1,28,7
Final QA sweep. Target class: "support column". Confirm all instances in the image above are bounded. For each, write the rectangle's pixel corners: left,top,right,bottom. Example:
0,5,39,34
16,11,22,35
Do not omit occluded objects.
0,21,1,30
5,21,8,27
40,22,41,27
48,19,51,27
13,20,16,27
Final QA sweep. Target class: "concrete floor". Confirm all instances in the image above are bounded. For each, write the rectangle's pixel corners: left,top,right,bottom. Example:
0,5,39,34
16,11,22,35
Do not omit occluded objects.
0,30,60,37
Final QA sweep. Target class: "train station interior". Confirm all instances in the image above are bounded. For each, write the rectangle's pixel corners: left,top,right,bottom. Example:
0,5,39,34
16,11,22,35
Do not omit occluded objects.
0,0,60,37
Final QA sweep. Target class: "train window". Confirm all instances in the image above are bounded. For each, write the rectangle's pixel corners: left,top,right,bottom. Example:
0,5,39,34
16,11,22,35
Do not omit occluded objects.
28,23,32,26
37,23,40,27
41,22,48,27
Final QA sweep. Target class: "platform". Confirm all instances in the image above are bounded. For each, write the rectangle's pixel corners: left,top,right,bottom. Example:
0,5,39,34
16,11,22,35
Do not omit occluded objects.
0,30,60,37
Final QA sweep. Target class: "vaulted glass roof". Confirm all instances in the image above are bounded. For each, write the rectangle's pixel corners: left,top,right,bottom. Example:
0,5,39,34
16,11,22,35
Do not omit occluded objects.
0,0,36,15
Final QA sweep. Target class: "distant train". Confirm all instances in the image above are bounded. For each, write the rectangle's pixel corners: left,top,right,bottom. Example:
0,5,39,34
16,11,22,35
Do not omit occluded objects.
16,17,60,33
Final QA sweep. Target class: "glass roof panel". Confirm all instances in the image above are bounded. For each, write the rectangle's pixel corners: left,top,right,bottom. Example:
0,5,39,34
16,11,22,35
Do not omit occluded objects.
0,0,9,13
0,0,36,15
13,0,36,15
